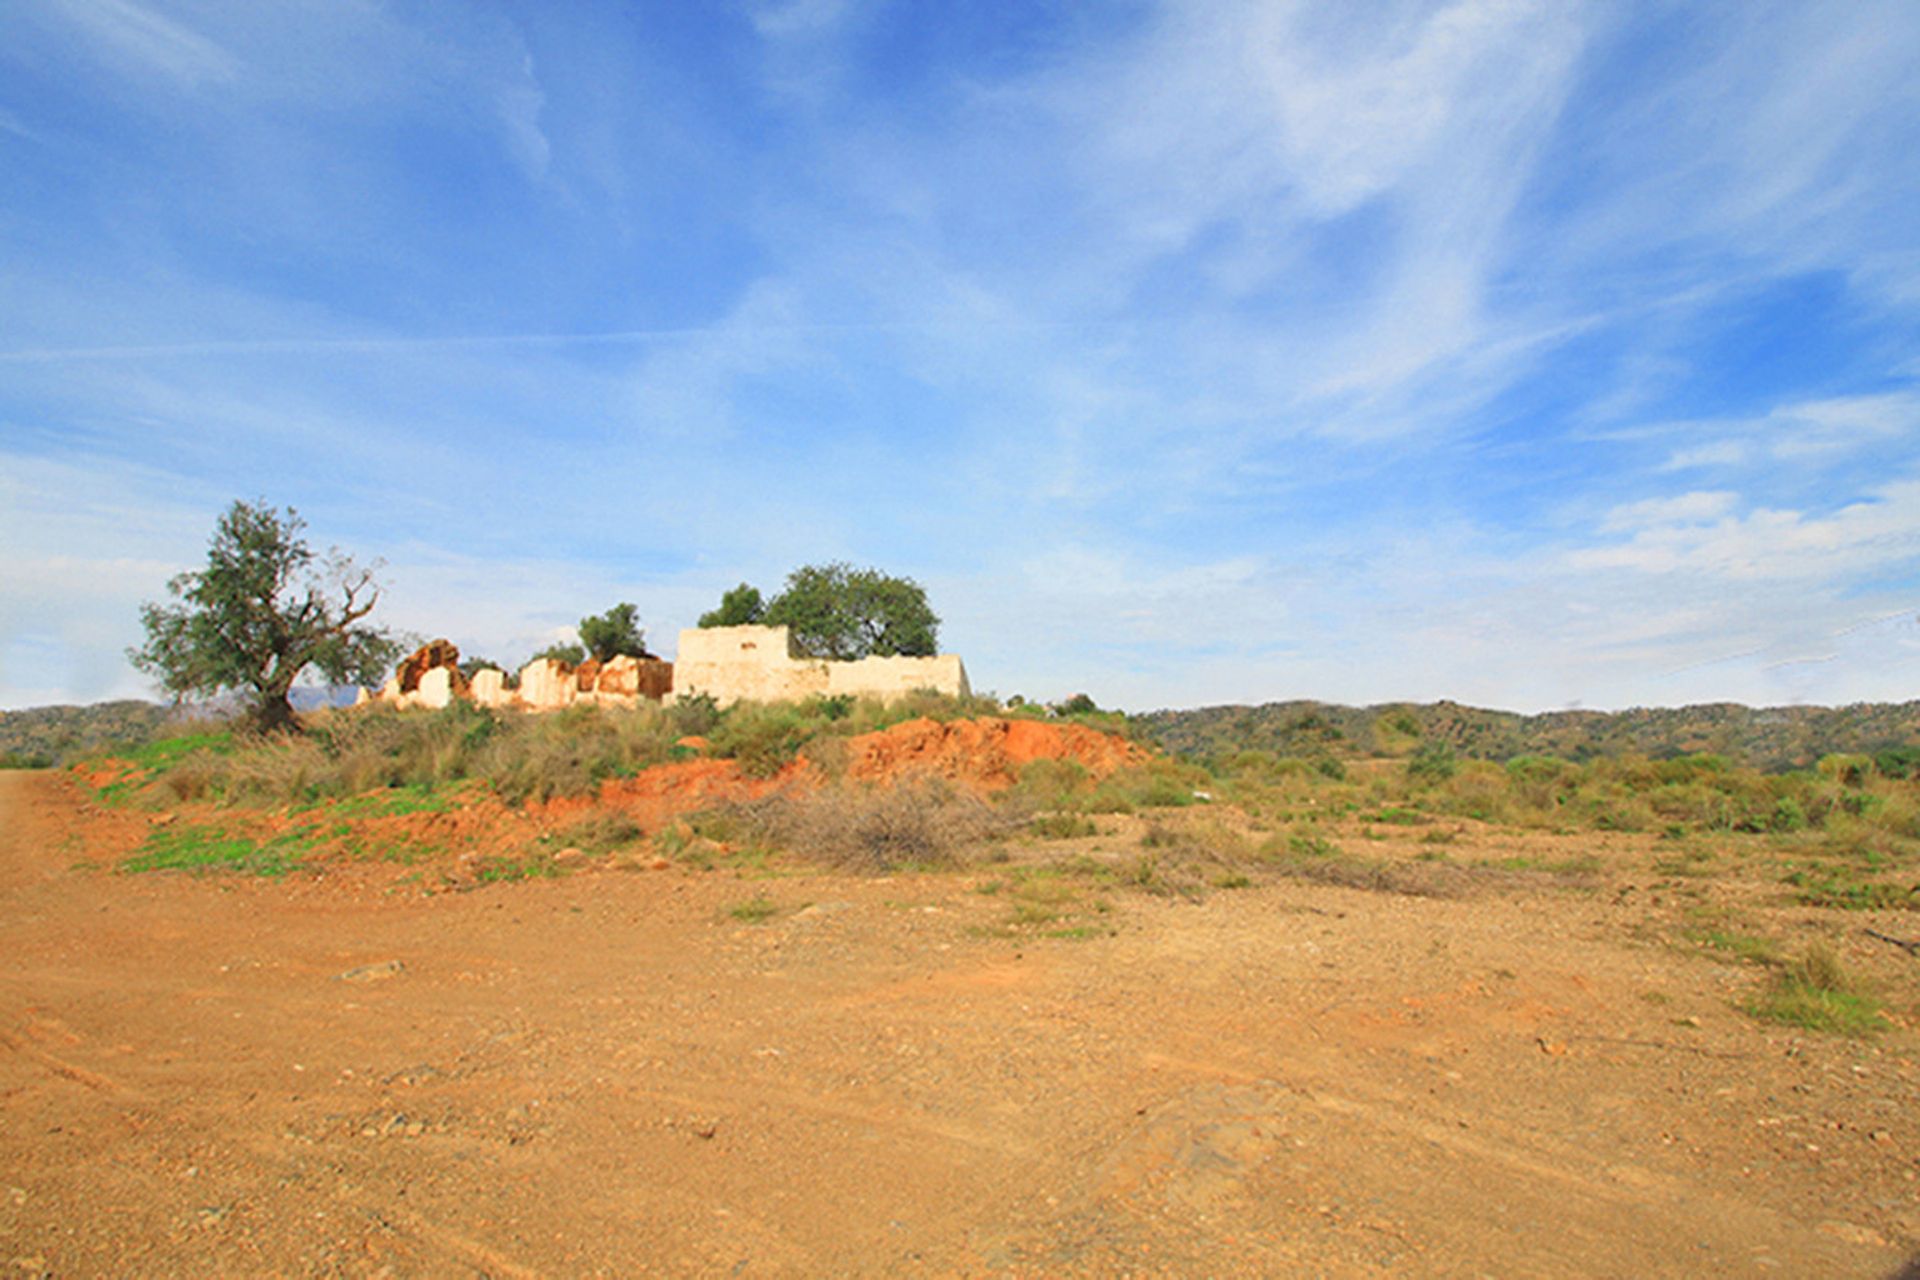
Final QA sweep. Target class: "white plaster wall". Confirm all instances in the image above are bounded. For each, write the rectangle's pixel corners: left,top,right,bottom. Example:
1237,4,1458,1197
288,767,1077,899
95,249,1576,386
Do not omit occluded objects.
672,625,969,707
517,658,577,710
825,653,970,701
471,668,511,707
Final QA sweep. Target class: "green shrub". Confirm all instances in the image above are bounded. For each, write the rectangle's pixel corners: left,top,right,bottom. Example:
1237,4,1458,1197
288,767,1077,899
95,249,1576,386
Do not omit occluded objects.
1406,742,1458,785
1746,943,1888,1037
1873,746,1920,780
1030,812,1098,840
1770,796,1808,833
555,810,645,854
708,702,811,778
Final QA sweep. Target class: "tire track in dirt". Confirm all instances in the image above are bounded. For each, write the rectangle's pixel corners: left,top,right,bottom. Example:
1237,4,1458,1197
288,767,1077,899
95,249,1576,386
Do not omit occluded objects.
0,1027,144,1101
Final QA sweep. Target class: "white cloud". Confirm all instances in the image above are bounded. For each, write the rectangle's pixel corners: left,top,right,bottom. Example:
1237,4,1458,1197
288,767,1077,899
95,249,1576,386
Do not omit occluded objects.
1661,440,1749,471
1647,392,1919,471
1571,477,1920,579
1599,491,1739,533
52,0,239,86
748,0,858,39
496,53,552,183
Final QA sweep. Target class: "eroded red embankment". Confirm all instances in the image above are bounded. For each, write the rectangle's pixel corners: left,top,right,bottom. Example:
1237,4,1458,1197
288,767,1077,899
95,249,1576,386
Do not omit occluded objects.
839,716,1148,789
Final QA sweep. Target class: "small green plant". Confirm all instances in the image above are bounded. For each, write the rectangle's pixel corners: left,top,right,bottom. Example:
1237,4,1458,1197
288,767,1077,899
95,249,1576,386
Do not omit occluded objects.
1282,831,1338,859
1366,806,1427,826
727,895,780,924
1653,848,1717,877
1480,853,1602,875
1684,927,1781,966
1745,943,1888,1037
1406,742,1458,785
556,810,646,855
670,692,722,738
1030,812,1098,840
474,853,567,883
1784,868,1919,911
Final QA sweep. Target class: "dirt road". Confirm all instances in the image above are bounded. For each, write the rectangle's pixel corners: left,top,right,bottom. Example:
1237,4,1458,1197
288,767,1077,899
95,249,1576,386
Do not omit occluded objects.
3,769,1916,1276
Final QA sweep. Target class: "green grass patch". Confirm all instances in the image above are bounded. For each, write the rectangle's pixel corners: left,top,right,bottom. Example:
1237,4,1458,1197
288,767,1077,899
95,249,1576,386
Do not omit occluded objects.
1744,944,1889,1037
341,835,441,864
1478,854,1603,875
473,853,567,884
1683,927,1781,966
323,781,463,818
726,895,780,924
1029,812,1099,840
1784,868,1919,911
1364,806,1427,826
1653,849,1719,877
121,821,313,877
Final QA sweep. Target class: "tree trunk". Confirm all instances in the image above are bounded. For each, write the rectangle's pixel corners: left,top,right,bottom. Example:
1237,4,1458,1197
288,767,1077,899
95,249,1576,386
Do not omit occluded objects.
248,691,302,736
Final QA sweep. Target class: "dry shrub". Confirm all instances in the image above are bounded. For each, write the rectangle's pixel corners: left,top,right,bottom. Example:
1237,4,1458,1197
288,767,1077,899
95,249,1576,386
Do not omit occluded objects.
1268,851,1468,898
741,779,1017,871
155,754,222,803
555,809,646,854
217,733,334,803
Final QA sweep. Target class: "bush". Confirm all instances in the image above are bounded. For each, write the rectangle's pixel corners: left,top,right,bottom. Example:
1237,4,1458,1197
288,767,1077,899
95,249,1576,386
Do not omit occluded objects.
738,780,1016,871
1747,942,1888,1037
1406,742,1458,785
708,702,811,778
1873,746,1920,780
554,809,645,854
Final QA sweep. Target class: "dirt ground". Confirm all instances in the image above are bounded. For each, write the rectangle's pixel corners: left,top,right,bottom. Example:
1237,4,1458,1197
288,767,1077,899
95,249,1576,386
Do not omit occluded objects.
4,767,1919,1278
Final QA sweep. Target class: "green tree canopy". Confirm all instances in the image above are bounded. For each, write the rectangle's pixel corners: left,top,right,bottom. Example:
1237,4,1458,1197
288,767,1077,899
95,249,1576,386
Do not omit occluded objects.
578,601,648,662
128,500,399,734
760,562,939,660
697,583,765,629
527,641,587,668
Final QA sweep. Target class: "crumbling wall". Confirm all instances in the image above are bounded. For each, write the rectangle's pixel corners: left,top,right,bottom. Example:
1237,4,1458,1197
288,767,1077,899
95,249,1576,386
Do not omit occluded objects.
377,639,470,710
361,626,945,713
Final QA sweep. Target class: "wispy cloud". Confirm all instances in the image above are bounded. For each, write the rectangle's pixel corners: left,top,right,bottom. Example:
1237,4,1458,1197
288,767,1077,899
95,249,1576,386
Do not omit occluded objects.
51,0,239,86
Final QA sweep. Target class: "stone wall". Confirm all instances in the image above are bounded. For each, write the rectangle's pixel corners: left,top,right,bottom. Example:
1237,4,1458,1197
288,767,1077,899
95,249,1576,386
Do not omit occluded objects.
670,625,969,708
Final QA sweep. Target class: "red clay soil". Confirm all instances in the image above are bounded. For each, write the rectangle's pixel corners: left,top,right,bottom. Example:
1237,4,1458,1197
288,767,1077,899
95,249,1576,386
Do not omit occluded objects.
536,758,791,829
329,718,1148,870
540,717,1147,830
840,716,1149,789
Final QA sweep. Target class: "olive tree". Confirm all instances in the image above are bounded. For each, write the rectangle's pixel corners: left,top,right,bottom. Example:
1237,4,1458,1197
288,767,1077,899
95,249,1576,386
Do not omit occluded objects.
578,601,648,662
759,562,940,659
696,583,765,629
129,500,399,734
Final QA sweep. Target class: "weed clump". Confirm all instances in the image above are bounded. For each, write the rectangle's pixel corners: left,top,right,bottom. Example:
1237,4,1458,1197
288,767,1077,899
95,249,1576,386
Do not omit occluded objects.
738,780,1016,872
1746,943,1889,1037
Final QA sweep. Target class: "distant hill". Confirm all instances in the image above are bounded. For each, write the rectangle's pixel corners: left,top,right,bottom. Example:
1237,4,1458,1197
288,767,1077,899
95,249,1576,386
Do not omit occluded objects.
1134,699,1920,773
0,688,369,766
0,701,196,768
8,694,1920,775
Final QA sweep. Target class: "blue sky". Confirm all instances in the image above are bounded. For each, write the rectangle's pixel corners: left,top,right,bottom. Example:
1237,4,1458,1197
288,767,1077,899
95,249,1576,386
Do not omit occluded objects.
3,0,1918,713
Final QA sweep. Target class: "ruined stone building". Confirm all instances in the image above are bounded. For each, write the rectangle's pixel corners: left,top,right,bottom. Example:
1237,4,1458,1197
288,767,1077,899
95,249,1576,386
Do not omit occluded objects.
364,625,968,712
